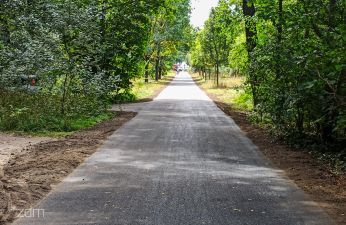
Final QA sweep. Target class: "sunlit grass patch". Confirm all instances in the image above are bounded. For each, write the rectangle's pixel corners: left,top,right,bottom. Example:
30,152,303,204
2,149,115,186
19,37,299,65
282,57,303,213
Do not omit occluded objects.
131,72,175,101
66,112,114,131
193,73,253,111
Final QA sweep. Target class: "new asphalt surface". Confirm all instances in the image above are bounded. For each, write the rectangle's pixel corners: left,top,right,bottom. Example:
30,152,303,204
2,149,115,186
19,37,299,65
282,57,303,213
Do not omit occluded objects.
14,72,334,225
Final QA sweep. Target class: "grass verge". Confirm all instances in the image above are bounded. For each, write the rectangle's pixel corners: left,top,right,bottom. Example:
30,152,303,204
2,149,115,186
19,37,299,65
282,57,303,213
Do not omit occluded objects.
191,73,252,111
7,112,114,138
130,72,175,102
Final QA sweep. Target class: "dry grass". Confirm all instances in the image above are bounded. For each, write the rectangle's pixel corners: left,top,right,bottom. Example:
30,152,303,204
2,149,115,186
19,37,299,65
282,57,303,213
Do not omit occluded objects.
192,73,252,110
131,72,175,101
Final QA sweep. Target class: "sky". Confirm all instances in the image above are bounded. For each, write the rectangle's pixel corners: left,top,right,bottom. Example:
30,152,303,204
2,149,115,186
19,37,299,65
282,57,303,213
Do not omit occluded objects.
190,0,220,28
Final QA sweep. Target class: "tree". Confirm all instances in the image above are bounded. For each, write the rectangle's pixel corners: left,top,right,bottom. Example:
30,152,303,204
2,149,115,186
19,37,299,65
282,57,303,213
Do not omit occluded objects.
242,0,258,107
201,6,231,87
0,0,165,131
145,0,192,81
250,0,345,144
191,0,345,148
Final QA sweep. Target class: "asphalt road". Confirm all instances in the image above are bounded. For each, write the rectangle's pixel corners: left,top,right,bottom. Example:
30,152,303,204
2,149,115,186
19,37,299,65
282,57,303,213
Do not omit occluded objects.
15,72,334,225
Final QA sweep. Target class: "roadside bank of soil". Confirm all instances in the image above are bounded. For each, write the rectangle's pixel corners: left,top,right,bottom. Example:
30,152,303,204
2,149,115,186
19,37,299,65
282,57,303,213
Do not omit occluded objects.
0,135,53,179
0,111,136,224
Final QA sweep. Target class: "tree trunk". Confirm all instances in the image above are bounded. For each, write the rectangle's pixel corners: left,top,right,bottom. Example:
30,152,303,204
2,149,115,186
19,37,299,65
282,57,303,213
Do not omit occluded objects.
275,0,285,121
155,58,160,81
144,61,149,83
321,68,346,143
242,0,257,53
277,0,283,43
61,73,68,115
275,0,283,79
242,0,258,107
158,63,162,80
100,0,107,71
205,68,207,81
61,33,73,116
216,63,219,87
155,46,161,81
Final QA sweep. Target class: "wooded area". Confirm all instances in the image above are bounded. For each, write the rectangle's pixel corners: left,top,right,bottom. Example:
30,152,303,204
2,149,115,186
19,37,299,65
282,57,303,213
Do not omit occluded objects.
0,0,192,132
190,0,345,152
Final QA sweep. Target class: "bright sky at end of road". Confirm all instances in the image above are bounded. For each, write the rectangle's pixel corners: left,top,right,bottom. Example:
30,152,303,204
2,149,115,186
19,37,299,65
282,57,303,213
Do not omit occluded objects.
190,0,219,28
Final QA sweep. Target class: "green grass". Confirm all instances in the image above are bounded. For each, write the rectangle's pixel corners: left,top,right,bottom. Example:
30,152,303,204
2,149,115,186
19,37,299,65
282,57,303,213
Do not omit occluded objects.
0,87,115,138
66,112,113,131
131,72,175,101
192,73,253,111
7,112,114,138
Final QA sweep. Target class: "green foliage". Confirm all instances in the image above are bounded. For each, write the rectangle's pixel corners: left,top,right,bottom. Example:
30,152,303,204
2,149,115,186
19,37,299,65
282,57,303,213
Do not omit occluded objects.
0,0,165,132
190,0,245,83
144,0,192,81
248,0,346,147
113,90,137,103
0,90,109,132
191,0,345,152
234,91,253,111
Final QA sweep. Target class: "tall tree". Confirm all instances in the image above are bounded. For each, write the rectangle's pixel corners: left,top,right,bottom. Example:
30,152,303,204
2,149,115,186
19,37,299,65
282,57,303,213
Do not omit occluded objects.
146,0,192,81
242,0,258,107
191,0,345,146
202,7,230,87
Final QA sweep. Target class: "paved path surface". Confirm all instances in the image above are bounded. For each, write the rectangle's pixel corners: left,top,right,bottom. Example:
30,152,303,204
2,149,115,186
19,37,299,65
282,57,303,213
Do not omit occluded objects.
15,73,334,225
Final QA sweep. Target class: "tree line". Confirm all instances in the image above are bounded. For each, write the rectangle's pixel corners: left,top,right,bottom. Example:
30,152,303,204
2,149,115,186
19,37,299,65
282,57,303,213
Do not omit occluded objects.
190,0,345,150
0,0,191,132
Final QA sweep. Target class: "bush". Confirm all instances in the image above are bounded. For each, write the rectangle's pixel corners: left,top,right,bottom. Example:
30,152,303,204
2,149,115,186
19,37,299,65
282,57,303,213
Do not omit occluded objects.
111,89,137,103
234,92,253,111
0,90,109,132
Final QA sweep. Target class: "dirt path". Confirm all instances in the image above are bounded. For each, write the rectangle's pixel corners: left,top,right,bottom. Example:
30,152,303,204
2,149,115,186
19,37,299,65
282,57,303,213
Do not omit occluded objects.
0,112,136,224
0,135,53,178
